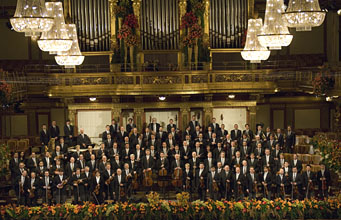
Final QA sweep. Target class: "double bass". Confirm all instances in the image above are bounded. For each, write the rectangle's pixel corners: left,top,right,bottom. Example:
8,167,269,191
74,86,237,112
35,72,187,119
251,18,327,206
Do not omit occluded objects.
171,167,183,188
158,168,168,187
143,169,153,187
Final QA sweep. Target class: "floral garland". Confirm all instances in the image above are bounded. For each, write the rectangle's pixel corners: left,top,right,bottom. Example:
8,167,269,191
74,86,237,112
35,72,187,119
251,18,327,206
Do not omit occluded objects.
312,72,335,96
2,196,341,220
312,134,341,173
0,79,12,107
180,12,203,47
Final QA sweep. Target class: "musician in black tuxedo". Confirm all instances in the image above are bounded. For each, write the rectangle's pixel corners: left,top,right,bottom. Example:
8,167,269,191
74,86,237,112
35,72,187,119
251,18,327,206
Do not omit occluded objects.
233,166,246,200
276,168,289,199
274,128,284,148
188,115,200,134
41,170,53,205
86,154,98,173
49,120,60,141
289,167,303,200
183,126,192,141
207,166,220,200
156,152,170,171
91,171,104,204
290,154,303,173
246,167,258,199
167,118,177,133
285,126,296,153
102,125,111,142
26,152,38,172
231,124,242,141
217,124,228,140
247,153,259,173
15,170,29,205
266,135,277,150
70,168,85,204
148,118,161,133
302,164,316,199
117,126,128,144
27,173,40,207
81,166,92,202
141,149,155,171
183,163,193,193
10,152,20,184
111,155,123,173
104,134,114,150
126,118,136,134
58,137,69,154
102,163,115,200
110,119,119,139
39,124,50,147
220,165,233,200
77,128,91,149
195,163,207,201
64,120,74,145
111,168,126,201
53,169,68,204
316,164,331,199
208,117,220,133
261,166,272,199
243,124,254,141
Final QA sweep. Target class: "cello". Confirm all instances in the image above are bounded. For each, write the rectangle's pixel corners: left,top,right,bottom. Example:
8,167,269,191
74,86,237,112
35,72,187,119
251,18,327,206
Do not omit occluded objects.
171,167,183,188
143,169,153,187
158,168,168,187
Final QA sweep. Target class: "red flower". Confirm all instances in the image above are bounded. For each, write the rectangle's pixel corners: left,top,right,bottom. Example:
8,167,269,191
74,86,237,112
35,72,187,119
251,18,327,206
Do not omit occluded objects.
276,206,280,210
124,14,139,29
180,12,198,29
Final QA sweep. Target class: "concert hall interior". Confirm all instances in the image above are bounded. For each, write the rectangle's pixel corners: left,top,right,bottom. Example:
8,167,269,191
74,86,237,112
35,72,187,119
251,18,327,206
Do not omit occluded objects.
0,0,341,219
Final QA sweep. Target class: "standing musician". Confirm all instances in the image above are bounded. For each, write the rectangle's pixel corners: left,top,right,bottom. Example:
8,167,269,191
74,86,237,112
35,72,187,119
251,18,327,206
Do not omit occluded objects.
171,154,183,192
289,167,302,200
261,166,272,199
207,166,220,201
122,163,133,198
156,152,169,172
27,171,40,206
41,170,53,205
220,165,233,200
196,163,207,201
302,164,315,199
233,166,245,201
81,166,92,201
91,171,104,204
53,169,68,204
276,168,288,199
71,168,85,204
142,149,155,173
16,169,29,205
112,168,126,202
246,167,258,200
317,164,331,199
183,163,193,193
102,162,115,200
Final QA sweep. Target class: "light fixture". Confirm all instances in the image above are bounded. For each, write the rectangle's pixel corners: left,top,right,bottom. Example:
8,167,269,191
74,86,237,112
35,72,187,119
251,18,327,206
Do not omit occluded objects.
55,24,84,68
338,9,341,15
10,0,54,38
241,19,271,63
159,96,166,101
37,2,72,54
228,94,235,99
258,0,293,50
89,97,97,102
274,88,279,92
332,96,339,99
326,97,332,102
283,0,326,31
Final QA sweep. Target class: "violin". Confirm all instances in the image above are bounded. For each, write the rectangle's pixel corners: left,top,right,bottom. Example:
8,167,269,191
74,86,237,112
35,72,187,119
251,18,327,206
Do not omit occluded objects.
29,187,35,199
157,168,168,187
105,175,115,185
94,183,100,195
131,171,139,190
119,184,125,198
57,178,69,188
213,179,219,192
171,167,183,187
200,177,205,189
254,181,258,194
143,169,153,187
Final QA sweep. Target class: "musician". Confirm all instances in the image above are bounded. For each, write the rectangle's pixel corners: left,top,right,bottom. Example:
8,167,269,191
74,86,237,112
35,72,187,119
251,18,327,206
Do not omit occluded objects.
266,134,277,150
241,160,249,176
207,117,219,133
261,166,272,199
271,143,282,160
52,145,66,164
150,145,158,161
246,166,258,199
129,128,139,146
181,140,191,163
191,126,201,141
240,141,251,160
256,125,265,141
64,120,74,145
53,169,68,204
121,143,132,163
207,166,220,200
302,164,315,199
231,151,242,170
183,163,193,193
86,154,98,173
265,127,272,141
81,166,91,201
183,126,192,141
283,161,291,177
156,152,169,171
43,151,53,170
98,143,108,159
133,144,144,162
42,170,53,205
50,120,60,141
103,162,115,200
204,152,215,171
102,125,111,142
274,128,284,148
15,169,29,205
196,162,207,201
50,159,63,176
126,118,136,134
217,124,228,140
239,134,250,149
289,167,302,200
276,153,286,171
223,134,233,150
72,145,82,161
117,126,128,144
243,124,254,141
138,132,147,149
276,168,288,199
112,168,126,201
71,168,85,204
167,119,177,133
290,154,303,173
171,145,182,162
104,134,114,150
205,126,214,141
220,165,233,200
122,163,133,198
227,141,237,162
233,166,245,200
39,124,50,149
148,118,161,133
76,154,86,172
149,134,161,150
285,126,296,153
84,145,95,162
77,128,91,149
110,119,119,139
65,157,77,178
209,132,219,149
111,155,123,173
10,152,20,184
193,141,204,161
216,161,223,174
166,133,176,149
248,153,259,173
316,164,331,199
142,149,155,172
35,161,46,178
157,127,167,143
216,151,228,168
171,154,183,171
231,124,242,141
262,149,275,173
188,115,200,134
26,152,38,173
91,170,104,204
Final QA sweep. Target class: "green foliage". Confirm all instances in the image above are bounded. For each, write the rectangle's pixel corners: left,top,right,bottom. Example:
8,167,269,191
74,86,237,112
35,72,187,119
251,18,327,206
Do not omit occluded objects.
0,144,9,178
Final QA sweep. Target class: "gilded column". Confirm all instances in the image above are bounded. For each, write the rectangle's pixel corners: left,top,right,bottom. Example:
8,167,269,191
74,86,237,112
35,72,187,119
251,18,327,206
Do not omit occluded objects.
203,0,210,45
111,107,122,125
203,107,213,128
68,109,76,127
180,107,191,131
132,0,142,68
179,0,187,70
249,106,257,132
109,0,119,52
134,108,145,131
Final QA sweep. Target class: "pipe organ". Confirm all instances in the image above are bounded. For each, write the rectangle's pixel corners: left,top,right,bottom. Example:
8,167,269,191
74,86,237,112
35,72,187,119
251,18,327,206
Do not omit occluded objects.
140,0,179,50
209,0,248,48
70,0,111,51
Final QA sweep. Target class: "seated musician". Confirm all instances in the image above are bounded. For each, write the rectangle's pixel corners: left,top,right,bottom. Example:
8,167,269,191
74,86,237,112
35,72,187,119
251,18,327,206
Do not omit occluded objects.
71,168,85,204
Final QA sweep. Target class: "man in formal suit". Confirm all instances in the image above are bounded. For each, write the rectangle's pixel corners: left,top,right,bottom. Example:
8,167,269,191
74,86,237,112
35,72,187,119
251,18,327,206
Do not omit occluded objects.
208,117,220,133
183,163,193,193
231,151,242,171
117,126,128,145
207,166,220,200
126,118,136,134
43,152,53,170
246,166,258,199
121,143,132,163
71,168,85,204
26,152,38,172
129,128,139,146
196,162,207,201
157,127,167,143
102,125,111,142
58,137,69,154
271,143,282,160
110,119,119,139
240,141,251,160
40,124,50,149
81,166,92,202
104,134,114,150
233,166,245,200
290,154,302,173
65,157,77,178
143,127,152,145
275,128,284,148
76,154,86,172
220,165,233,200
148,118,161,134
15,169,29,205
261,166,272,199
111,155,123,173
231,124,242,141
10,152,20,184
289,167,302,200
204,152,215,171
156,152,170,171
217,124,228,140
86,154,98,173
241,160,249,176
183,126,192,141
108,142,120,161
266,134,277,150
27,172,40,206
243,124,254,141
189,115,200,134
91,170,104,204
276,168,288,199
41,170,53,205
149,134,161,150
302,164,315,199
49,120,60,141
112,168,126,201
141,149,155,171
285,126,296,153
102,163,115,200
248,153,259,173
191,126,201,141
77,128,91,149
181,140,191,163
316,164,331,199
167,118,177,133
53,169,68,204
64,120,74,146
262,149,275,173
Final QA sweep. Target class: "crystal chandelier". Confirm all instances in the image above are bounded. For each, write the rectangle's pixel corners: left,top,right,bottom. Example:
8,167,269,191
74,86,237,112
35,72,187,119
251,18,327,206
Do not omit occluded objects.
10,0,54,38
241,19,271,63
37,2,72,54
258,0,293,50
283,0,326,31
55,24,84,68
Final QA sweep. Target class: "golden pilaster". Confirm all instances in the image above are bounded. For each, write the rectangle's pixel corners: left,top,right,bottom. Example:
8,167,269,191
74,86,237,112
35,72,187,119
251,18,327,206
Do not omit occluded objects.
111,107,121,122
249,106,257,132
203,107,213,127
179,0,187,70
109,0,119,52
134,108,145,131
180,107,191,131
203,0,210,45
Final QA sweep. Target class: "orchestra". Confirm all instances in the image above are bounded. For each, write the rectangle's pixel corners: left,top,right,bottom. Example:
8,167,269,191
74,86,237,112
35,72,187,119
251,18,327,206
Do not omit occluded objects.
9,117,332,206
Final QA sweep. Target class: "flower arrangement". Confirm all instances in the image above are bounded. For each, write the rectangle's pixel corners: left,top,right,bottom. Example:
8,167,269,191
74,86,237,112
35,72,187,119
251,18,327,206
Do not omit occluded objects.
312,72,335,96
312,134,341,173
117,24,132,40
180,12,198,30
113,5,127,18
124,14,139,29
191,0,206,17
125,34,139,47
2,198,341,220
189,23,203,39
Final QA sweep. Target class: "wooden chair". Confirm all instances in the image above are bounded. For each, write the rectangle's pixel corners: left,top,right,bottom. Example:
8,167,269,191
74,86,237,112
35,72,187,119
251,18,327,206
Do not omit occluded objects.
17,140,28,153
20,139,29,147
297,154,303,161
311,164,321,173
283,153,293,162
301,154,312,164
311,155,321,165
7,139,17,152
34,137,41,145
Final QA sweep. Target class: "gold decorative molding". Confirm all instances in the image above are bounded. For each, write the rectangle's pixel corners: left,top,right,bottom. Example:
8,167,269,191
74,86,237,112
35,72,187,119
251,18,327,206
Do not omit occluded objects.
203,0,210,45
109,0,119,51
